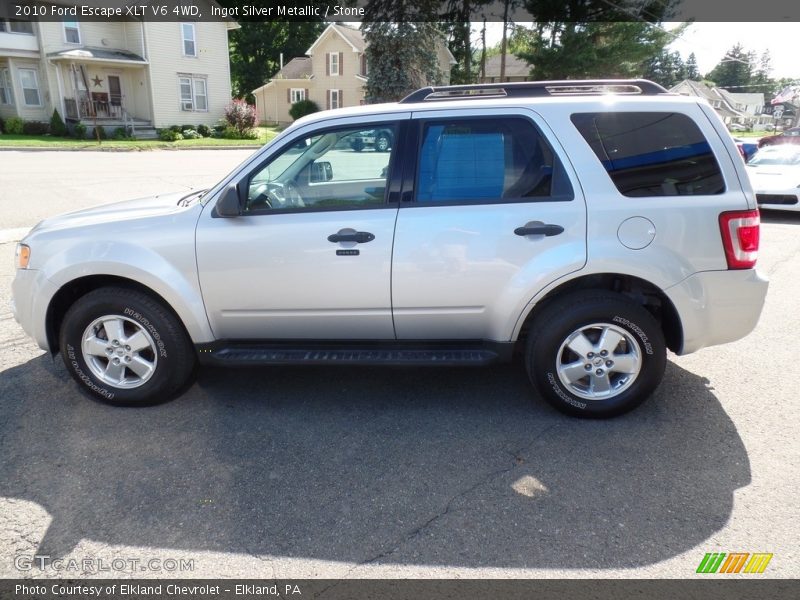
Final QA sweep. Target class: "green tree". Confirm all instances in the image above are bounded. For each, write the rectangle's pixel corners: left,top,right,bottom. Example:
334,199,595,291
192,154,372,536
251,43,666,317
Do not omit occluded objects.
520,22,676,80
362,1,443,103
705,44,753,90
643,49,686,88
226,13,324,102
685,52,700,80
749,50,773,93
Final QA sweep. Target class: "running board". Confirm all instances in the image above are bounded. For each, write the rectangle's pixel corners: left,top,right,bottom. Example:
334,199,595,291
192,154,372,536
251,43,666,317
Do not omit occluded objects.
196,342,513,367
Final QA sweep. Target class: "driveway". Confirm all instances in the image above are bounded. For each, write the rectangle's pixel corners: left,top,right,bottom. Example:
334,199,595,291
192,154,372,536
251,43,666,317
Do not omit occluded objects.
0,151,798,579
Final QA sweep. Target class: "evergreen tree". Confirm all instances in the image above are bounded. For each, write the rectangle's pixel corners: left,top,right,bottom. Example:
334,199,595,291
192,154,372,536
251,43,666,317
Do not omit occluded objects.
705,44,753,90
362,1,443,103
685,52,700,80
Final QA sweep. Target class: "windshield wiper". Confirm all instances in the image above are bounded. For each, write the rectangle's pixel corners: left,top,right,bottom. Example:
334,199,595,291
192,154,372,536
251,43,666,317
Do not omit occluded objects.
177,189,208,207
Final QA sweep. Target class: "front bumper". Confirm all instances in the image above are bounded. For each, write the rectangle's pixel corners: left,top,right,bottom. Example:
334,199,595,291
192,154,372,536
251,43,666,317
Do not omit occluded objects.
665,269,769,355
11,268,59,352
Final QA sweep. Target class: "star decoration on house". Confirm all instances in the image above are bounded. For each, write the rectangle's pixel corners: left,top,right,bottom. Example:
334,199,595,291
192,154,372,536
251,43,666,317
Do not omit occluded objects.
91,76,103,87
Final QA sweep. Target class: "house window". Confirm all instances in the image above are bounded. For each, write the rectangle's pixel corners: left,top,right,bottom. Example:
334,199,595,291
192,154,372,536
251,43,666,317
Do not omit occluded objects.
18,68,41,106
290,88,305,103
181,23,196,57
0,68,13,105
329,89,341,109
179,75,208,111
63,21,80,44
8,20,34,35
329,52,339,76
360,54,368,76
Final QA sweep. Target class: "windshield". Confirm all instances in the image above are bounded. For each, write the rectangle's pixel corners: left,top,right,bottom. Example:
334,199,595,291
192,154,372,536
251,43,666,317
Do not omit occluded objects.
748,146,800,166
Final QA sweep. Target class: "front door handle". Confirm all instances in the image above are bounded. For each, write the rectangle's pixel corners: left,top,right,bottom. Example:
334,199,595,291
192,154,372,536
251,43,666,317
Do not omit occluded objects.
327,231,375,244
514,223,564,237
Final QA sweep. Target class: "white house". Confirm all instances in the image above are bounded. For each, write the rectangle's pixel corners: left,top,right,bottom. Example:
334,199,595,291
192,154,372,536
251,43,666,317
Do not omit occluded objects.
0,2,237,137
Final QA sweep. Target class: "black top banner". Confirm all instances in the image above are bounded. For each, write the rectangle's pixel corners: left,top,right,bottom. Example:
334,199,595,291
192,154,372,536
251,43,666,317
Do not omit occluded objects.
0,0,799,22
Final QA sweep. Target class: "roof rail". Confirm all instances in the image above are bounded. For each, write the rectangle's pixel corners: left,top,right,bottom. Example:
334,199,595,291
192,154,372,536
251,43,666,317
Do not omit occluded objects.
400,79,669,104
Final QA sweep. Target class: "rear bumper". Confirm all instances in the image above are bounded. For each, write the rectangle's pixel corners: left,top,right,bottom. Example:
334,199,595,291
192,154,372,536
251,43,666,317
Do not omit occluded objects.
665,269,769,355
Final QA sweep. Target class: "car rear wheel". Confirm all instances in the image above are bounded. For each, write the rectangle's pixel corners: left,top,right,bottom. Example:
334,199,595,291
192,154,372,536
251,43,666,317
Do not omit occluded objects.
525,291,666,418
59,287,196,406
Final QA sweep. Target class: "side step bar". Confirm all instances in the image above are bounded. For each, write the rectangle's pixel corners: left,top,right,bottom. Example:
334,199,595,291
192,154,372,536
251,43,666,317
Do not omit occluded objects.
196,342,514,367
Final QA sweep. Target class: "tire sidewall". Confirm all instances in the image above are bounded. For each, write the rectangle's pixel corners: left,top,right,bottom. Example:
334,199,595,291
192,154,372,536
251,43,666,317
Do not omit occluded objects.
60,291,188,405
530,297,666,418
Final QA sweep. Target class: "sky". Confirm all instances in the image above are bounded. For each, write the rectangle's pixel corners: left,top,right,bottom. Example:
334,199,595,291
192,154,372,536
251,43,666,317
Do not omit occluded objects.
478,22,799,80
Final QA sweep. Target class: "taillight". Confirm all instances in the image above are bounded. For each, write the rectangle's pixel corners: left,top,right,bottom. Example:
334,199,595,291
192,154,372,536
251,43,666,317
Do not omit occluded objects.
719,209,760,269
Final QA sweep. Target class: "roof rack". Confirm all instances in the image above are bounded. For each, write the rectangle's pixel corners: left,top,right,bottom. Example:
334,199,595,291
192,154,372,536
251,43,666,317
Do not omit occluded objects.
399,79,669,104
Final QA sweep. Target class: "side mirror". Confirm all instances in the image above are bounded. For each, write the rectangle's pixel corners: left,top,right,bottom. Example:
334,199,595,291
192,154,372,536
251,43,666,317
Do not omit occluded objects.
310,161,333,183
215,184,241,217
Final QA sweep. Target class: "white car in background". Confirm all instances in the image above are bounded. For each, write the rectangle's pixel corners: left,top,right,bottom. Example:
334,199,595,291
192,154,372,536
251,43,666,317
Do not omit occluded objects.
747,145,800,212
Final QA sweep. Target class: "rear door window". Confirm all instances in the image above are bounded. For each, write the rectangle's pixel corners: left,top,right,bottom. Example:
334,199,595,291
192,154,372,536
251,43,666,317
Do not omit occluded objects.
571,112,725,197
415,117,573,204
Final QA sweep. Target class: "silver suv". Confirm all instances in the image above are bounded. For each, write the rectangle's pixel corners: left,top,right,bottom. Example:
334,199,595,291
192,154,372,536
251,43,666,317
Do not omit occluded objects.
12,80,768,417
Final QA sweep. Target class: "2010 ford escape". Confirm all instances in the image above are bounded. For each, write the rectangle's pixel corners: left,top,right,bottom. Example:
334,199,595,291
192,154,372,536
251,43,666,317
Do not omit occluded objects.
11,80,769,417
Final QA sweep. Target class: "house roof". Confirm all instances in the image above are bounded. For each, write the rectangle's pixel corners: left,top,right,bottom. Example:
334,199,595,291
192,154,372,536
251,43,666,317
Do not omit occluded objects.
717,89,765,107
669,79,745,119
307,24,366,55
482,54,531,79
47,46,147,64
273,57,313,80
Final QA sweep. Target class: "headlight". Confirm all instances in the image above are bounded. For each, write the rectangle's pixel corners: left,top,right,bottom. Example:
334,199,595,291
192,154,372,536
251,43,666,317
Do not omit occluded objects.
15,244,31,269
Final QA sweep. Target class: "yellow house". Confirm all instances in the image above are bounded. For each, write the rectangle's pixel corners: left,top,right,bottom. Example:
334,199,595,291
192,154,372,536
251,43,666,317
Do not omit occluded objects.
0,1,237,138
253,23,456,125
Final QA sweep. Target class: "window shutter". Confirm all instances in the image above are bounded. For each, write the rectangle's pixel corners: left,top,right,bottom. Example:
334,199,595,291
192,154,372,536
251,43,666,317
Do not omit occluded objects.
339,89,343,107
325,53,330,76
304,88,309,100
339,52,343,76
326,90,330,110
287,88,290,103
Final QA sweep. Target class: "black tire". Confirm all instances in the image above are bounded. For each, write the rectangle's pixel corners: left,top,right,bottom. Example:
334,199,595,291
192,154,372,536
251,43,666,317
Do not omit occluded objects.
525,291,666,418
375,132,391,152
59,287,196,406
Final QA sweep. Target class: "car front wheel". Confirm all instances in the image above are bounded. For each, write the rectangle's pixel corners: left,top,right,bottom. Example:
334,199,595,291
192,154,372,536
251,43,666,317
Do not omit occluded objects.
59,287,196,406
525,291,666,418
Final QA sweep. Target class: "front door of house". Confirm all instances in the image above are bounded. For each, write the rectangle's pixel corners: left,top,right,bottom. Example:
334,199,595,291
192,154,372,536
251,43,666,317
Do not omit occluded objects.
107,75,121,115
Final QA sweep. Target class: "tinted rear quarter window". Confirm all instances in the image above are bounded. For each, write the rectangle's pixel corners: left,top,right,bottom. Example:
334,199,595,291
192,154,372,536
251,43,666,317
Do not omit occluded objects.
571,112,725,197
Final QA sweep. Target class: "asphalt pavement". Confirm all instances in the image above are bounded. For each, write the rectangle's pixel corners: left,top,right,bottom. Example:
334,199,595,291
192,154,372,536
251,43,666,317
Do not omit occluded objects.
0,150,798,579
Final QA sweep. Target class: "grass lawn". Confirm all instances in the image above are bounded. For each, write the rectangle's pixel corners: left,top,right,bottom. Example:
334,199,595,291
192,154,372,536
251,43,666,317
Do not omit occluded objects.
0,127,278,150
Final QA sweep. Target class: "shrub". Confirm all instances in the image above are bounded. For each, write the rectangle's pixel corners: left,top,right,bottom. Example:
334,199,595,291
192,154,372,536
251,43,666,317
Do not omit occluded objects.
197,124,211,137
222,126,258,140
181,128,202,140
159,129,183,141
181,124,196,132
5,117,23,135
112,127,131,140
0,116,4,134
224,99,257,138
73,122,87,139
22,121,50,135
50,109,68,137
169,124,182,133
289,99,320,121
93,126,108,140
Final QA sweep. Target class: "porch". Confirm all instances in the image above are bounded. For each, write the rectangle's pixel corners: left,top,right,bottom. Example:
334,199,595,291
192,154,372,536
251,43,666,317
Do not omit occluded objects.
48,46,155,138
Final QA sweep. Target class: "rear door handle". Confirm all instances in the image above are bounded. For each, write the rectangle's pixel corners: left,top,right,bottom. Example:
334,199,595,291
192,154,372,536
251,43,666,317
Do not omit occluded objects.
327,231,375,244
514,223,564,237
